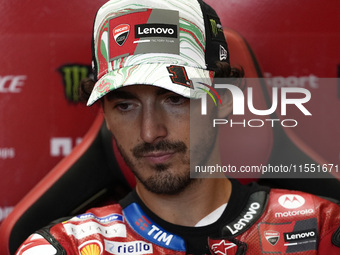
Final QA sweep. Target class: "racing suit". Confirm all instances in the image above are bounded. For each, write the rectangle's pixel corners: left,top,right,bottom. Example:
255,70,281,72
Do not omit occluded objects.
16,179,340,254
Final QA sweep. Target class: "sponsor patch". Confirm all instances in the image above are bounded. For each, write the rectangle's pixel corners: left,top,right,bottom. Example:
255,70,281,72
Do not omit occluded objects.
102,8,179,64
63,221,126,239
210,240,237,255
58,64,92,103
104,240,153,255
259,222,291,253
219,45,228,61
278,194,305,209
275,208,314,218
225,202,261,235
123,203,185,251
285,218,318,253
79,240,103,255
208,238,247,255
274,193,315,218
258,218,318,253
284,229,317,242
113,24,130,46
75,212,124,224
222,191,267,236
135,24,177,38
264,230,280,246
208,15,225,42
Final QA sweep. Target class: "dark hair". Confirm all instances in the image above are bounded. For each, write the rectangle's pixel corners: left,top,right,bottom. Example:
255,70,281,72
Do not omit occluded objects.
78,62,244,104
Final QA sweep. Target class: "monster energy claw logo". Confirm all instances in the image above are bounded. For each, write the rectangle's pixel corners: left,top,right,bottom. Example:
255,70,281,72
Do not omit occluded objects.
210,19,218,37
58,64,92,103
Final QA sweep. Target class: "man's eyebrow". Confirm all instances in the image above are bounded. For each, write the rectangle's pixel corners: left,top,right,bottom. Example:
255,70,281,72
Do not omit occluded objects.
156,88,175,96
106,87,176,100
106,90,136,101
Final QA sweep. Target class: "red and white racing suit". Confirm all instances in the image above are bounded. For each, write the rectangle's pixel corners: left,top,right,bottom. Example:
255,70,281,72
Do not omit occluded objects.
16,179,340,254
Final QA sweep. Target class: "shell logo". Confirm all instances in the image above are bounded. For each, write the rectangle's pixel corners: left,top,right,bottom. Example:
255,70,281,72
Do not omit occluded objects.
79,241,103,255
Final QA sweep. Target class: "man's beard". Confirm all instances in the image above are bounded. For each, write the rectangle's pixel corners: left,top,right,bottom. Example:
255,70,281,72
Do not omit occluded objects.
115,139,196,195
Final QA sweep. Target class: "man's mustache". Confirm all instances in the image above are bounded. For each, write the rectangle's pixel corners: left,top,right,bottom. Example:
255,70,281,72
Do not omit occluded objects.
133,140,187,158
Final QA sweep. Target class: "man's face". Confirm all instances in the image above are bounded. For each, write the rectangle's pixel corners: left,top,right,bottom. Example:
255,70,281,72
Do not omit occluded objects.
103,85,218,195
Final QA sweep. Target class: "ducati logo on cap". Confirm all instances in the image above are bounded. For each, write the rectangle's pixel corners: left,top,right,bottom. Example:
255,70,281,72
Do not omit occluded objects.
113,24,130,46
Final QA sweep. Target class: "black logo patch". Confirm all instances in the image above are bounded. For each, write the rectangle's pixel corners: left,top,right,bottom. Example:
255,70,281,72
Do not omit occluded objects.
222,191,268,236
284,229,317,242
167,65,193,89
135,24,178,38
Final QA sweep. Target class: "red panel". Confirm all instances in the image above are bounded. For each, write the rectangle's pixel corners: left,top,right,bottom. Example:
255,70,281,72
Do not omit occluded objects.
0,0,106,223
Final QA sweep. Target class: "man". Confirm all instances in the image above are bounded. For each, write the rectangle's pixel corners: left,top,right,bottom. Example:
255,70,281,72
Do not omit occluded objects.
16,0,340,254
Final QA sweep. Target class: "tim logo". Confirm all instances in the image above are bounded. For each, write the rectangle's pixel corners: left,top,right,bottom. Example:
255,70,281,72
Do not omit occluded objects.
135,215,151,231
278,194,305,209
210,240,237,255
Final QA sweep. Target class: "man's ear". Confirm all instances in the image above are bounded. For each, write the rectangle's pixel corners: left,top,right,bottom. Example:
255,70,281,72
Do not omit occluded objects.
217,90,233,118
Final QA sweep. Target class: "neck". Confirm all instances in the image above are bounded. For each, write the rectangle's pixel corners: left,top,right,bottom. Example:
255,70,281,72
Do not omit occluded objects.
136,177,231,227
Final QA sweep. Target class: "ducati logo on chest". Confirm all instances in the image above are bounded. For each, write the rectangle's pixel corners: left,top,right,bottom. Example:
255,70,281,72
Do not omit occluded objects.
113,24,130,46
264,230,280,246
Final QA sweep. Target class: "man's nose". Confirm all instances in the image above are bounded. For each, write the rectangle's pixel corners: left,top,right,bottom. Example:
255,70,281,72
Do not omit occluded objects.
140,106,167,144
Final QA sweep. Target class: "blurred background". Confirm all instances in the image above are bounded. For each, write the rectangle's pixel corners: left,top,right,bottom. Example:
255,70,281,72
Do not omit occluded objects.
0,0,339,225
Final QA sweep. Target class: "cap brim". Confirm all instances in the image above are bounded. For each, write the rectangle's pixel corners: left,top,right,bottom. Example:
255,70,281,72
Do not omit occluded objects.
87,63,214,106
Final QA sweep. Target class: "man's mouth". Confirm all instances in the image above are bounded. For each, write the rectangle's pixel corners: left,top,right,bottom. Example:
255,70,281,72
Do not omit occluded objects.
142,151,175,164
133,140,187,165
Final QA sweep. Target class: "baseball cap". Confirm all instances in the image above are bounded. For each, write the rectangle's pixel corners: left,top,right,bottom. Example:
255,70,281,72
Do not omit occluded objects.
87,0,229,106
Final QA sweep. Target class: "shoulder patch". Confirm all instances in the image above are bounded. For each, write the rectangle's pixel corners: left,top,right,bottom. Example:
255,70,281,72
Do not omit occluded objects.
270,190,316,219
222,190,268,236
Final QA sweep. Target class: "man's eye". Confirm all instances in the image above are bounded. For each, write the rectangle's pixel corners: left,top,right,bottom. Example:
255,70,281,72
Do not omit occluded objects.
166,95,187,105
115,103,133,111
